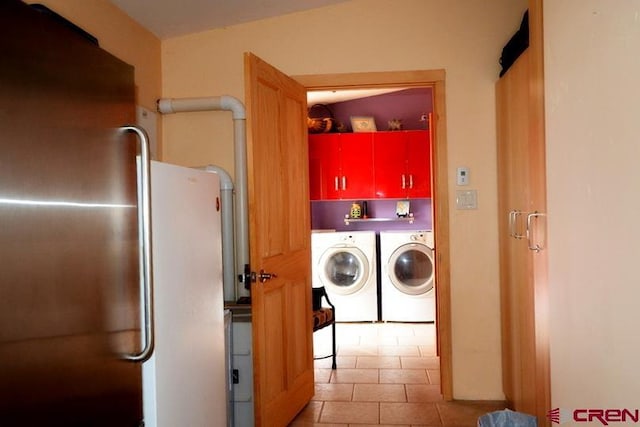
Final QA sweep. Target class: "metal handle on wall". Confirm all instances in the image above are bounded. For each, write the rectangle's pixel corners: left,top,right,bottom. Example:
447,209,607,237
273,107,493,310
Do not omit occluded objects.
409,174,414,189
121,125,155,363
342,176,347,190
401,174,406,189
526,211,547,252
334,176,339,191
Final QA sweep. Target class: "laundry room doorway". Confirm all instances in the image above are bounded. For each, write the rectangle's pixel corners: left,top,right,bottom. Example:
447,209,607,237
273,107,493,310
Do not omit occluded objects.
295,69,452,400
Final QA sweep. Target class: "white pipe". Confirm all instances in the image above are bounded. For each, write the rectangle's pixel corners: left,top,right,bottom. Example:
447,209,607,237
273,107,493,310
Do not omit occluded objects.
157,96,245,119
198,165,236,302
231,118,249,297
158,96,249,300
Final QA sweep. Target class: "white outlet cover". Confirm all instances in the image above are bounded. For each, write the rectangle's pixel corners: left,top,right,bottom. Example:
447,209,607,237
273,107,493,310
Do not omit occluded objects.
456,190,478,210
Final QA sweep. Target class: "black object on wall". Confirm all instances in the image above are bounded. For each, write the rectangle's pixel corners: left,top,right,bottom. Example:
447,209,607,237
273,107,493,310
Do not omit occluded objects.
30,3,99,46
499,10,529,77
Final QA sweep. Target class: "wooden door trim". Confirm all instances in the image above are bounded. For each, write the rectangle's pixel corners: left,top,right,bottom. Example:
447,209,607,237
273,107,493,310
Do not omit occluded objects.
294,70,453,400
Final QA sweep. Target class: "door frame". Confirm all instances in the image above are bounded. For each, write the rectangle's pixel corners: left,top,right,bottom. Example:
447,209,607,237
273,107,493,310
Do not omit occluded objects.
294,69,453,400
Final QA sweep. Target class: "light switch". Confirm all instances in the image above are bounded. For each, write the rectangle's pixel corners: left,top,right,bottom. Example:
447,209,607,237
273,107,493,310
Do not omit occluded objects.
456,190,478,210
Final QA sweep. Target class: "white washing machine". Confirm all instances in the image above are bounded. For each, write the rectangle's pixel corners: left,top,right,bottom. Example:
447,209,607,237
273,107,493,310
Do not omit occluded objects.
379,230,435,322
311,231,378,322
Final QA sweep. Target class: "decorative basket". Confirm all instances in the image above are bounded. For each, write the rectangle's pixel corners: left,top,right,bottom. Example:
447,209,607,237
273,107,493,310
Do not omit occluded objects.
307,104,344,133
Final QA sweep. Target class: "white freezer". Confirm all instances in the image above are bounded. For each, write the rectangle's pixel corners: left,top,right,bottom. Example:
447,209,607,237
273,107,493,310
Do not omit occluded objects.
143,161,227,426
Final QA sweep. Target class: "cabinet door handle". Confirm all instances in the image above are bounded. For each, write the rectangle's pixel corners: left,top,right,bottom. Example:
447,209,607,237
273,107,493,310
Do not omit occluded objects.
334,176,339,191
342,176,347,190
409,174,414,189
401,174,406,189
526,211,546,252
509,210,525,239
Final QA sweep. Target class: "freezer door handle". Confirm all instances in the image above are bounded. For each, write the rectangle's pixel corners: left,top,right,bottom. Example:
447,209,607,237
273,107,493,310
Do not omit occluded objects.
121,125,155,363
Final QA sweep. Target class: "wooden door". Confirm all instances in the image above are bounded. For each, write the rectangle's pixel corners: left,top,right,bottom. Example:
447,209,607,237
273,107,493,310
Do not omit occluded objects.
496,56,514,403
496,45,549,423
244,52,315,427
497,50,532,409
527,1,551,420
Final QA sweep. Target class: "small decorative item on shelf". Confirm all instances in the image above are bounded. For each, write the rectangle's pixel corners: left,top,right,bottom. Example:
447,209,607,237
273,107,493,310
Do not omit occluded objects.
362,201,369,219
387,118,403,131
350,116,377,133
349,202,362,219
307,103,346,133
396,200,410,217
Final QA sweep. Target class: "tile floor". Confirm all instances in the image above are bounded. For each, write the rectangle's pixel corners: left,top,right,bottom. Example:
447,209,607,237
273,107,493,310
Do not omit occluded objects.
290,322,505,426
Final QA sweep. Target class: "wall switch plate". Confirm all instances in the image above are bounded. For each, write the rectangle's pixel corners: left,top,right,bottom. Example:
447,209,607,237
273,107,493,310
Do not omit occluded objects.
456,190,478,209
456,166,469,185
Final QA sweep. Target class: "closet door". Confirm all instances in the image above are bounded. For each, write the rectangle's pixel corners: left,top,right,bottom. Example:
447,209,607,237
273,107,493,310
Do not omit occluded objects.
497,4,549,424
496,50,537,415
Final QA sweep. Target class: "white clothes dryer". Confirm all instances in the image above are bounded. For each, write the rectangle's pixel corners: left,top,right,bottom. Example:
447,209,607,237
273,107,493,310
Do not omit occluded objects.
311,231,378,322
379,230,435,322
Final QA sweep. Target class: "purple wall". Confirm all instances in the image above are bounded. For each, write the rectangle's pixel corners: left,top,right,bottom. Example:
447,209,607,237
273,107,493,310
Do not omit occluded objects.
311,198,432,232
319,87,433,132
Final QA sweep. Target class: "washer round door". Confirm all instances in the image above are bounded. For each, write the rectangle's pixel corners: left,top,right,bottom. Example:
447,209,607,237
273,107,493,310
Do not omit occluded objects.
319,245,370,296
388,243,434,295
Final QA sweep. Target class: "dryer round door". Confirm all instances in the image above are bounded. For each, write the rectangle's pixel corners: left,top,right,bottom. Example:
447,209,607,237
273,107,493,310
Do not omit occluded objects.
387,243,434,295
319,246,370,296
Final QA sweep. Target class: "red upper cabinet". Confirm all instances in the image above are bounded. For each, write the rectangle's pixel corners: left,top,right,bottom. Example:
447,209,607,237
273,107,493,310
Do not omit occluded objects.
405,130,432,198
372,132,408,198
339,133,374,199
308,133,374,200
373,130,431,199
309,130,430,200
309,134,340,200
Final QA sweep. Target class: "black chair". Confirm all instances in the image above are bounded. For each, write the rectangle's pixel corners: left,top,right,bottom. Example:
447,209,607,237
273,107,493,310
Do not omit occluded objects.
312,287,337,369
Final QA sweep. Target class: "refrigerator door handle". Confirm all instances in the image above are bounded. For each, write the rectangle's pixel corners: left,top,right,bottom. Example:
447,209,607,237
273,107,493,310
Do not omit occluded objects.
121,125,155,363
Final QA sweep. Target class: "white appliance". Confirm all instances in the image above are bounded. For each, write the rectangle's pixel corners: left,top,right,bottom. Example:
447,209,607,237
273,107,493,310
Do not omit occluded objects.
379,230,435,322
311,231,378,322
143,161,227,426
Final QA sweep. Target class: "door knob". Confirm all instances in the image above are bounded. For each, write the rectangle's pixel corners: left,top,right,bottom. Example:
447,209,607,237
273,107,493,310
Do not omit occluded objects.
257,270,277,283
238,265,277,284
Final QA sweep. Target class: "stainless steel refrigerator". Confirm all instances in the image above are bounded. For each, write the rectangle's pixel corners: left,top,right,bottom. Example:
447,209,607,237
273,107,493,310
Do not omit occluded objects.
1,1,226,425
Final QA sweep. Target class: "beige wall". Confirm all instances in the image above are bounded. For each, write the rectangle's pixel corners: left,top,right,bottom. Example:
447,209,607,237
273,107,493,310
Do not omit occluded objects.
545,0,640,410
28,0,161,111
162,0,527,399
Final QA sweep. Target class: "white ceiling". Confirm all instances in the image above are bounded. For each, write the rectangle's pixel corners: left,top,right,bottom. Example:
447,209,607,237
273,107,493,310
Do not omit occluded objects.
108,0,404,104
307,88,408,106
109,0,349,39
